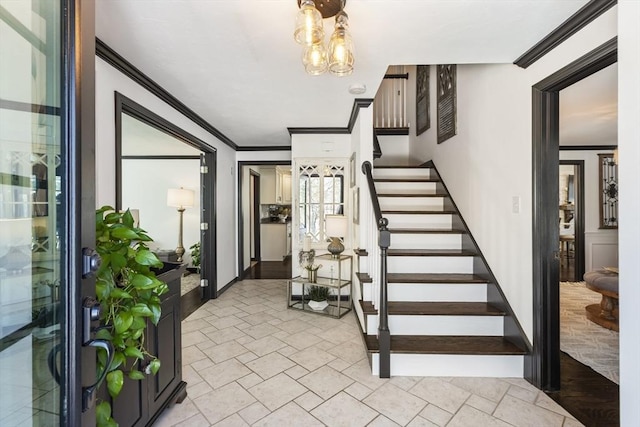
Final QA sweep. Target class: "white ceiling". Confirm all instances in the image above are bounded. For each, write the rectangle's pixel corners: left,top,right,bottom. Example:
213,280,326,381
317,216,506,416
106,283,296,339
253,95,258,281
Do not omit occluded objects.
96,0,590,148
560,63,618,146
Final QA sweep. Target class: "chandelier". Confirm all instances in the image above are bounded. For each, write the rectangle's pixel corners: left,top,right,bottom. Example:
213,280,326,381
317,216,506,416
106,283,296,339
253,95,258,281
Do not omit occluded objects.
294,0,354,76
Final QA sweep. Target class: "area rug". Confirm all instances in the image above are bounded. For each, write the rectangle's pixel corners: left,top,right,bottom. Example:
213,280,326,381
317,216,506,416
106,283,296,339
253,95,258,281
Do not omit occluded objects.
560,281,619,384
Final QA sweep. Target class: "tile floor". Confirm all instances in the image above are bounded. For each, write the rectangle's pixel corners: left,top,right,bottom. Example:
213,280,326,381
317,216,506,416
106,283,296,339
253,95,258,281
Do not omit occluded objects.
155,279,583,426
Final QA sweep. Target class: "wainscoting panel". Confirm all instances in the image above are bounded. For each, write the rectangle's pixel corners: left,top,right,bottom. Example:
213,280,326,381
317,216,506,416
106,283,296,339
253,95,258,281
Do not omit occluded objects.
585,231,618,272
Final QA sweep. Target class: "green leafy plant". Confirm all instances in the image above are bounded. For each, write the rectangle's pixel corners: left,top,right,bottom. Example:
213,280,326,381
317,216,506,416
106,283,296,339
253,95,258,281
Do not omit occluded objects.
307,285,330,302
95,206,168,427
189,242,201,272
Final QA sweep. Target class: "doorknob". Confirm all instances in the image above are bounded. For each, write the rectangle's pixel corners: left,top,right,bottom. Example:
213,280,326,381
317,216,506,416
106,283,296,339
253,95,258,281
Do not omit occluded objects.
82,248,101,278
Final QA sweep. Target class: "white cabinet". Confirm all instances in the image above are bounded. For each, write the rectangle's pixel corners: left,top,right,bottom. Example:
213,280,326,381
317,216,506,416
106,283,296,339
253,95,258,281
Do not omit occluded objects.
260,167,277,204
261,223,288,261
276,166,292,204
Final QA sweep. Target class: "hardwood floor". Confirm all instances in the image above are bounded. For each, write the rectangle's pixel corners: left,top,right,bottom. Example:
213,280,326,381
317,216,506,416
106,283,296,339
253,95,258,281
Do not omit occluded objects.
547,352,619,427
243,257,292,279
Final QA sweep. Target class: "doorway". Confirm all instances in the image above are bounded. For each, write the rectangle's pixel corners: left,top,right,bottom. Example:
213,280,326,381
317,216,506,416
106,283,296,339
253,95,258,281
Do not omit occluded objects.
530,37,618,425
558,160,585,282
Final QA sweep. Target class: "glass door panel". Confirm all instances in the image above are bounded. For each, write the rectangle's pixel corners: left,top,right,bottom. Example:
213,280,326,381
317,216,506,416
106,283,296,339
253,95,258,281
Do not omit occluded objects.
1,1,63,424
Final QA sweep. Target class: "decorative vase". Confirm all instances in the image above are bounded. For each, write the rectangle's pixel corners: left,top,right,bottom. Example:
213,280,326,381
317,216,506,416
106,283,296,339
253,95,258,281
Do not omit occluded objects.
308,269,318,283
308,299,328,311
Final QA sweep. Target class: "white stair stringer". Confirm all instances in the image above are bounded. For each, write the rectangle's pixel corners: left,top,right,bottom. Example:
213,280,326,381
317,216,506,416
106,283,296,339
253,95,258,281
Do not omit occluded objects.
371,353,524,377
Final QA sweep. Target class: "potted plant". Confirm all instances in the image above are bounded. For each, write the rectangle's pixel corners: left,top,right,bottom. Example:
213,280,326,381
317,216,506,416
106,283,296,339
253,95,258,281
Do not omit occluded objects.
307,285,330,311
189,241,201,273
94,206,168,427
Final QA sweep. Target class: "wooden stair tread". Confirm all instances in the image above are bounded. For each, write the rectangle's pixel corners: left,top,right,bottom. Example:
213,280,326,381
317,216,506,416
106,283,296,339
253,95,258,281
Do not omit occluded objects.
364,335,527,355
356,272,372,283
374,178,439,183
387,249,476,257
389,228,465,234
377,193,447,197
382,209,456,215
359,301,504,316
387,273,487,283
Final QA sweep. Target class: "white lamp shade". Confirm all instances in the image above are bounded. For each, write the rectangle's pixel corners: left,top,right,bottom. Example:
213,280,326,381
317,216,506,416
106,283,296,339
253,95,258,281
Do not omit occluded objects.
167,188,195,208
325,214,347,238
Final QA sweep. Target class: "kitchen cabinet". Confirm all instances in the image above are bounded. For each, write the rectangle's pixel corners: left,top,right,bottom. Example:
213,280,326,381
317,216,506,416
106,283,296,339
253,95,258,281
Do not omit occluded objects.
260,222,290,261
276,166,292,204
259,167,277,204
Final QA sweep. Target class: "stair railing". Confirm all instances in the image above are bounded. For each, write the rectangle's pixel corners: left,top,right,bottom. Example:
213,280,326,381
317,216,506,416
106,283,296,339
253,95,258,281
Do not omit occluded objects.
361,161,390,378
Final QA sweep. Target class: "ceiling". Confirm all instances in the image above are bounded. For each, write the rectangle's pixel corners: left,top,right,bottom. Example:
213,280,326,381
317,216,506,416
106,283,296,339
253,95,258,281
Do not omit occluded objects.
96,0,590,148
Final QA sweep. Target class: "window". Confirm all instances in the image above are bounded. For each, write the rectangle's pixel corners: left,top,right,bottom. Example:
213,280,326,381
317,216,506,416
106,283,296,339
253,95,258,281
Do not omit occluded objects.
297,162,345,244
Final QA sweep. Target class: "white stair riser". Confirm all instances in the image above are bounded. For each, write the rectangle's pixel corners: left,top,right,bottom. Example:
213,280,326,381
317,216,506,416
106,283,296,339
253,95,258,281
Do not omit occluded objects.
373,169,432,179
371,354,524,377
388,256,473,274
366,315,503,336
379,197,444,211
375,181,438,194
361,283,487,302
391,233,462,249
386,213,452,230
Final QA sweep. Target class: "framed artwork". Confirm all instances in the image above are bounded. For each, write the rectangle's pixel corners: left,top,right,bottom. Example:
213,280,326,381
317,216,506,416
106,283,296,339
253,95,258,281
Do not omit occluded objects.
598,153,618,229
437,64,457,144
416,65,430,136
349,152,356,188
352,187,359,225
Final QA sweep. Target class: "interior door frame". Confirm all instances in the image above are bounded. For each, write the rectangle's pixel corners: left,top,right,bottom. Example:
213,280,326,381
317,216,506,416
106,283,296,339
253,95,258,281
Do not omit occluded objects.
114,92,217,300
250,170,261,262
237,161,291,279
528,37,617,391
559,159,586,281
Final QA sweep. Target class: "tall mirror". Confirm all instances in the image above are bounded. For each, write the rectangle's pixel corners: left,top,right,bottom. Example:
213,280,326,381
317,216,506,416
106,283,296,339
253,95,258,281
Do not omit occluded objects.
115,93,216,311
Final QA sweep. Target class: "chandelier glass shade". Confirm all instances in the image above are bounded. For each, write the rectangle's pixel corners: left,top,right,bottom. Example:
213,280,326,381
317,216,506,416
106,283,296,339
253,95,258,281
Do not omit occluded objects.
294,0,324,45
294,0,354,76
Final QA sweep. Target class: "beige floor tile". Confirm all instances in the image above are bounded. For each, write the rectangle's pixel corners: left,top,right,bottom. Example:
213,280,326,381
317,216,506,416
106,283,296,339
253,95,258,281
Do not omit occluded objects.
494,394,564,427
506,383,538,403
174,413,211,427
183,345,208,365
327,357,352,372
182,365,204,385
311,392,378,427
235,351,258,364
276,319,312,334
246,352,296,380
253,402,324,427
363,383,427,426
562,417,585,427
277,345,299,357
298,365,354,400
465,394,498,414
409,378,470,414
207,326,247,345
368,414,402,427
191,357,215,371
419,404,452,427
243,323,280,339
280,330,319,350
153,398,201,427
238,401,270,425
243,336,287,357
448,405,511,427
213,413,249,426
406,416,439,427
344,382,373,401
450,377,510,402
342,359,389,391
207,315,245,330
248,373,308,411
535,393,576,418
183,331,213,347
199,358,252,389
204,341,248,364
288,346,336,371
186,380,214,400
194,382,255,425
284,365,310,380
327,340,367,364
295,390,325,411
183,318,214,334
389,376,423,391
237,372,263,390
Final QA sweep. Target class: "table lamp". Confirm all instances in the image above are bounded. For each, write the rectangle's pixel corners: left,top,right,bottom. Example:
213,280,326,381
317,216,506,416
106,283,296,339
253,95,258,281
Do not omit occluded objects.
325,214,347,258
167,187,195,262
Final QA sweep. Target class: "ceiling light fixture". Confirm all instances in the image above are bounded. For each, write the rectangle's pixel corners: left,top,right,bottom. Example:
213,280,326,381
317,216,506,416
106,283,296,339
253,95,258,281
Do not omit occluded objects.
294,0,354,76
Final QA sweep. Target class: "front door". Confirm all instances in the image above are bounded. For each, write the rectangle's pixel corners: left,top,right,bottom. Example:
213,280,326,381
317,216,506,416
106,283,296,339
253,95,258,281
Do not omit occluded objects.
0,0,96,425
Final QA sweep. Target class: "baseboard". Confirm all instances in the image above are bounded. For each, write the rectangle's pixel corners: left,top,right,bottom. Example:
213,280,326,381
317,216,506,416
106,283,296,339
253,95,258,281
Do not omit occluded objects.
217,277,238,297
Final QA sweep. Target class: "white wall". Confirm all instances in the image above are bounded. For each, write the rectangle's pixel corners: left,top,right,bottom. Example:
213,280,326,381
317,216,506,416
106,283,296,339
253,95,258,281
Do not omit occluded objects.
95,57,238,289
618,1,640,426
559,151,618,271
122,159,200,264
406,8,618,341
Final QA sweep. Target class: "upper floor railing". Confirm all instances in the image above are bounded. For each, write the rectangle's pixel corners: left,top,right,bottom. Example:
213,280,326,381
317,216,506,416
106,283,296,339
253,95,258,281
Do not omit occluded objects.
373,65,408,129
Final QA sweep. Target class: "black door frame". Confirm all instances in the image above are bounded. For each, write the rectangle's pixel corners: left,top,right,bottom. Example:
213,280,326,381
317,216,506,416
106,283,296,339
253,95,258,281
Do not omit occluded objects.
250,170,261,262
237,161,292,278
114,92,217,300
559,159,586,281
528,37,617,390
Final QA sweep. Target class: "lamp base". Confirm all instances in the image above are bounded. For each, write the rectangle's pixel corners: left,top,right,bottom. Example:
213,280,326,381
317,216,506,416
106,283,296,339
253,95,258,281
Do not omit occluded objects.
327,237,344,259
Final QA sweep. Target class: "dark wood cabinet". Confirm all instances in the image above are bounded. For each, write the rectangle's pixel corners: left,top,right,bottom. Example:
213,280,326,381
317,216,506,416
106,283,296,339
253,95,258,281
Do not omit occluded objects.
107,263,187,426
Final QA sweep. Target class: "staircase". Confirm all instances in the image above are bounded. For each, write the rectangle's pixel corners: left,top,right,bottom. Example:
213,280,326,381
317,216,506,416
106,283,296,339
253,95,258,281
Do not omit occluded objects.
357,161,530,377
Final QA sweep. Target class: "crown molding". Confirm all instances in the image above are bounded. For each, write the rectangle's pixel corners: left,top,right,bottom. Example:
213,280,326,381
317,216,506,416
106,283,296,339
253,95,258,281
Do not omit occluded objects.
288,98,374,135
